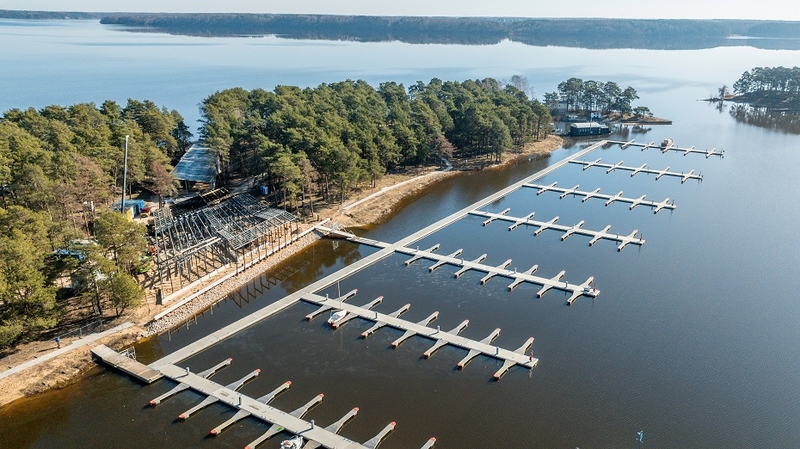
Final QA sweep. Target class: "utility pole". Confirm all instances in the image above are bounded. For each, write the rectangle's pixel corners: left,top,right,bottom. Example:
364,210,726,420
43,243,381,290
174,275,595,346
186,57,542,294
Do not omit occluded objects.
121,135,129,215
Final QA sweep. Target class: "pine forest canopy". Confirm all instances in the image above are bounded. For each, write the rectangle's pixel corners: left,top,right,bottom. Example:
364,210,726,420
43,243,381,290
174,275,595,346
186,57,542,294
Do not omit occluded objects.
199,78,552,206
0,76,551,349
730,66,800,111
0,99,189,349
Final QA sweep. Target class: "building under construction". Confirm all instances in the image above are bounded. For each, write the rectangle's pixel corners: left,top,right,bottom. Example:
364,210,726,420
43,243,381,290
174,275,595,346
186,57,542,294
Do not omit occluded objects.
149,189,300,299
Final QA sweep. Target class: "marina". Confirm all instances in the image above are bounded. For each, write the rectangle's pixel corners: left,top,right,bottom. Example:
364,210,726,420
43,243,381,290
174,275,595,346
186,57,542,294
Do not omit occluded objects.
86,137,728,447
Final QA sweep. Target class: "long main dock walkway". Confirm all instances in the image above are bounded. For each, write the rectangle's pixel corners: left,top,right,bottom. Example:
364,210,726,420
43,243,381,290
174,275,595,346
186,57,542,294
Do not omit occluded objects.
523,182,676,213
301,292,537,378
148,140,608,371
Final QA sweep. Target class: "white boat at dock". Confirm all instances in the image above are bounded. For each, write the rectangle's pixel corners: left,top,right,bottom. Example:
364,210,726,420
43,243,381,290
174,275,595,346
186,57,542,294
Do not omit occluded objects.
327,310,348,327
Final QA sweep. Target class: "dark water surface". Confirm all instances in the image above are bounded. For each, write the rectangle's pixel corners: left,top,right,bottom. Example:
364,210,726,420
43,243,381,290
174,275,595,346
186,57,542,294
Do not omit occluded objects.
1,19,800,449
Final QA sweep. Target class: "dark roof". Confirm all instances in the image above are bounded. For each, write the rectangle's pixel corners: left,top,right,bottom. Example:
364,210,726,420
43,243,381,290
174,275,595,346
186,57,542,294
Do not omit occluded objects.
570,122,609,129
171,146,219,184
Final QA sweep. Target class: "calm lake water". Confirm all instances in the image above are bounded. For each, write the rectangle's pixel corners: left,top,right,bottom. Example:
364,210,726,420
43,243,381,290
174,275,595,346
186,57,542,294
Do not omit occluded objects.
1,19,800,449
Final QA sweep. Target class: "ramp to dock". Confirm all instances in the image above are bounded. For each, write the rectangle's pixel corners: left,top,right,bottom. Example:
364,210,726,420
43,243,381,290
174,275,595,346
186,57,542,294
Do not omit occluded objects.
91,344,163,383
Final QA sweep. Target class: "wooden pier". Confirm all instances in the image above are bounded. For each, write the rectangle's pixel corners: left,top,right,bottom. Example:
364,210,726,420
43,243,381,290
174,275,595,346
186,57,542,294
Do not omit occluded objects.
301,292,538,378
523,182,676,213
607,139,724,157
570,158,704,183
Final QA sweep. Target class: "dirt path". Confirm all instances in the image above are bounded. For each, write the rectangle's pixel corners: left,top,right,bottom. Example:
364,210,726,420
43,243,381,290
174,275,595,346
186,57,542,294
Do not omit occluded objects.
0,135,563,407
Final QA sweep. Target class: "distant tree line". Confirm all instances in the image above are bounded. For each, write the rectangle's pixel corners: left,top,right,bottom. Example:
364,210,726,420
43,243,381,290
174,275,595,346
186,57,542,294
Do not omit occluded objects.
89,13,800,50
544,78,641,115
0,100,191,349
200,78,551,208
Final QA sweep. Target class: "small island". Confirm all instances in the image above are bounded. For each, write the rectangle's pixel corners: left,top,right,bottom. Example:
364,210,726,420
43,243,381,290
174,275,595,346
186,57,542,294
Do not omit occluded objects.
712,66,800,111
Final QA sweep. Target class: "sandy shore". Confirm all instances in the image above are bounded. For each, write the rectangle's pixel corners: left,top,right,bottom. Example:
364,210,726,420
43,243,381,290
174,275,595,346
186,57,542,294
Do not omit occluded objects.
0,134,563,407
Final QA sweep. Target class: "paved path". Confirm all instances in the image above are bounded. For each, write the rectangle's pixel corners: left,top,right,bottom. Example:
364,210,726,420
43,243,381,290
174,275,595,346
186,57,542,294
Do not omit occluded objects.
0,322,133,381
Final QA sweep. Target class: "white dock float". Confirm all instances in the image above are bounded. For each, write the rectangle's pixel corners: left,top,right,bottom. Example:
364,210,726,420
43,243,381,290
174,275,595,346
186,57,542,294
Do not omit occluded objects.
302,407,360,449
493,337,534,380
457,328,501,368
607,139,724,157
507,212,535,231
149,358,232,405
179,369,260,420
507,265,538,291
525,184,676,213
480,259,512,284
423,320,469,358
363,422,396,449
158,364,372,449
570,159,703,182
428,249,462,272
469,210,645,250
210,380,291,435
559,185,580,199
420,437,437,449
331,296,383,329
245,393,324,448
482,208,510,226
453,254,487,278
535,270,565,298
306,289,359,320
301,293,538,377
403,244,440,266
390,312,439,347
361,303,411,338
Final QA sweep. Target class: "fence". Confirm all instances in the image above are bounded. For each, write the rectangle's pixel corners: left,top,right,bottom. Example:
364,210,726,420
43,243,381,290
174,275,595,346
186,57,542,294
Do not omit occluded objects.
56,318,104,341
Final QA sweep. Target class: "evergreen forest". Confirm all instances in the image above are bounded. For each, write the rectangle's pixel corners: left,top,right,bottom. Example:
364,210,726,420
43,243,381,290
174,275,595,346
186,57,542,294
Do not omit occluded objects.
0,77,551,349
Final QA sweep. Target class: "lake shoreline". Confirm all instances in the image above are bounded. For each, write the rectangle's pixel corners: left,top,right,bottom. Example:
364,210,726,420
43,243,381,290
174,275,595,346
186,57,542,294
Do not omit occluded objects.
0,135,563,407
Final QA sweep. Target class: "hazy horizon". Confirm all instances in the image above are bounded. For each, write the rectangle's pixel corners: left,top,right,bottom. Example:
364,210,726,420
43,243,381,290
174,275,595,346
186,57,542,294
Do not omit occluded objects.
3,0,800,21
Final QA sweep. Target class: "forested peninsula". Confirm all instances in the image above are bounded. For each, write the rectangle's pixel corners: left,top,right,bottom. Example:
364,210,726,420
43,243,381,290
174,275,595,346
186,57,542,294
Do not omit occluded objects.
0,77,551,349
4,10,800,50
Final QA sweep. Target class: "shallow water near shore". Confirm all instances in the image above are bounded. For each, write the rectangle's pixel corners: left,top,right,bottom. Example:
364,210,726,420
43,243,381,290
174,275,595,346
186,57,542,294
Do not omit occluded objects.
1,19,800,449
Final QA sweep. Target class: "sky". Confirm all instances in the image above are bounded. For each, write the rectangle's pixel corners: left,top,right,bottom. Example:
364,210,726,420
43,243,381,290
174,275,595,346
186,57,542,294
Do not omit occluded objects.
2,0,800,21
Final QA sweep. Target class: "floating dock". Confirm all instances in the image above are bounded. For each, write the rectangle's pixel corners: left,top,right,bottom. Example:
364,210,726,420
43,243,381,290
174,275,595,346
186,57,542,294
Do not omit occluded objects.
150,362,404,449
301,292,538,378
570,158,703,183
469,209,644,252
524,182,676,213
607,139,724,157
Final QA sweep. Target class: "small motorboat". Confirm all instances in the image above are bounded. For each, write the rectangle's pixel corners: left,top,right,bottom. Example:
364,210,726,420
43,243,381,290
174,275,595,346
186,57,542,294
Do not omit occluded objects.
327,310,348,327
280,435,304,449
